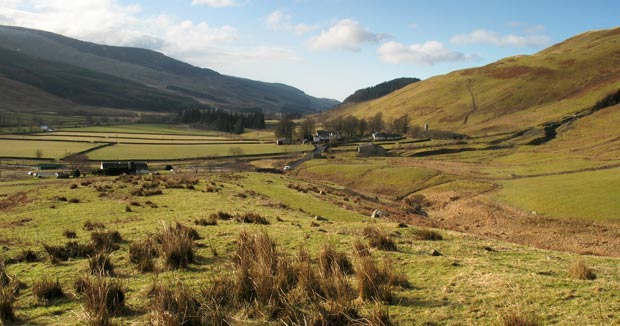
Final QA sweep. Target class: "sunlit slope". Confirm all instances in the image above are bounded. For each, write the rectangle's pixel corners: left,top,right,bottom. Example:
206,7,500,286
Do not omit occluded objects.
325,28,620,136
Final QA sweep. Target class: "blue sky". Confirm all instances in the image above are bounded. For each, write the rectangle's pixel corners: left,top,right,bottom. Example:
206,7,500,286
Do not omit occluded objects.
1,0,619,100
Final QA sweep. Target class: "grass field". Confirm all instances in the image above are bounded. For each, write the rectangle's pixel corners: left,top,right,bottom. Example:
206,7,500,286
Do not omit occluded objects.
58,124,226,135
0,139,101,159
0,173,618,325
87,143,312,160
497,167,620,221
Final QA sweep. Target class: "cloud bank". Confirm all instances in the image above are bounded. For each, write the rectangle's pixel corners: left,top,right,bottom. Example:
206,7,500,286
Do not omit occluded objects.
307,19,388,51
378,41,478,65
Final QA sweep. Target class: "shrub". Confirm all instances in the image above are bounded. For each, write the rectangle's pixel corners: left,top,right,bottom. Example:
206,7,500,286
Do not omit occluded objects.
158,223,196,269
32,277,64,302
569,258,596,280
88,253,115,276
363,227,397,251
128,238,158,273
63,230,77,239
414,229,443,241
91,231,123,252
80,275,125,326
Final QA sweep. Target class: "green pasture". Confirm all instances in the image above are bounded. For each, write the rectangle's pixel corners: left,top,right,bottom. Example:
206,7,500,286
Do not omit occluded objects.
0,134,254,144
0,173,618,325
296,158,451,198
87,143,312,160
58,123,224,135
497,167,620,221
0,139,100,159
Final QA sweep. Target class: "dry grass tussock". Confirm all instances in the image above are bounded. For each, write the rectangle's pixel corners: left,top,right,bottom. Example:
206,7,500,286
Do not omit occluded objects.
157,222,198,270
363,227,397,251
500,309,543,326
129,238,158,272
77,274,125,326
32,277,64,303
568,258,596,280
147,230,398,325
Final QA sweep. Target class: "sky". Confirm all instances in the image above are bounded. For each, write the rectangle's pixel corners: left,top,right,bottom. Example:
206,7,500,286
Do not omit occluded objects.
0,0,619,101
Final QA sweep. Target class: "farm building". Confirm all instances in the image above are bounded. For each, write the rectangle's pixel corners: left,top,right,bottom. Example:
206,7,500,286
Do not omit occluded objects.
313,130,343,143
358,143,386,157
372,132,403,141
98,161,149,175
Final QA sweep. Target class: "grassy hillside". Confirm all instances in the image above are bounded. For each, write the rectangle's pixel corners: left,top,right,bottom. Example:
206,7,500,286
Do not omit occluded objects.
322,28,620,136
0,25,339,114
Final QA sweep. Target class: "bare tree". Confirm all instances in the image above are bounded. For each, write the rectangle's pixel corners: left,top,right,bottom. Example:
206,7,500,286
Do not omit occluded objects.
65,153,90,172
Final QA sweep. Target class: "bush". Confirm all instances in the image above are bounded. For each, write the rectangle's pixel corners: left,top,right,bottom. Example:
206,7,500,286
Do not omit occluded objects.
33,278,64,302
569,258,596,280
129,238,158,272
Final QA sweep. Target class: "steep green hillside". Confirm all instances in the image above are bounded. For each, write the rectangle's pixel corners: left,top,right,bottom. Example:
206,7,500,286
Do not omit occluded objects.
323,28,620,136
0,48,198,112
0,25,339,113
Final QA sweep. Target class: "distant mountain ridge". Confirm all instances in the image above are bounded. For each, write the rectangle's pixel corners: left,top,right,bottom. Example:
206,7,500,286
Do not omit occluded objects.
343,77,420,103
0,25,339,114
322,27,620,136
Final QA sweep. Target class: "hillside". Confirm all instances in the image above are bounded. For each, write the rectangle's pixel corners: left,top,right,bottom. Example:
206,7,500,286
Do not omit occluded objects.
322,28,620,136
343,77,420,103
0,25,338,114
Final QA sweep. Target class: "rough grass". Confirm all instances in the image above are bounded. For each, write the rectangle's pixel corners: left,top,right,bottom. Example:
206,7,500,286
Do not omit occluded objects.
1,172,620,325
568,258,597,280
32,277,64,302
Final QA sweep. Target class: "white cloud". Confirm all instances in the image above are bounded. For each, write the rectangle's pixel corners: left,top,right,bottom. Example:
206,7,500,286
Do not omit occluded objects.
307,19,388,51
191,0,240,8
450,29,551,48
378,40,478,65
0,0,300,68
266,9,318,35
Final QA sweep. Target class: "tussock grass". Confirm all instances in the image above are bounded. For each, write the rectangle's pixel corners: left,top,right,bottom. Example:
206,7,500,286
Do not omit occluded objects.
44,241,95,263
32,277,64,302
0,286,16,323
88,253,115,276
319,244,354,276
569,258,597,280
500,309,543,326
83,221,105,231
194,216,217,226
413,229,443,241
79,275,125,326
63,230,77,239
91,230,122,252
363,227,397,251
128,238,158,272
236,212,269,225
158,223,196,270
15,249,38,263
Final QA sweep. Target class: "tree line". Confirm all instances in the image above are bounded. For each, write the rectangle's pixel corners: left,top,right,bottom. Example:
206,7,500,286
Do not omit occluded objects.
178,107,265,134
343,77,420,103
